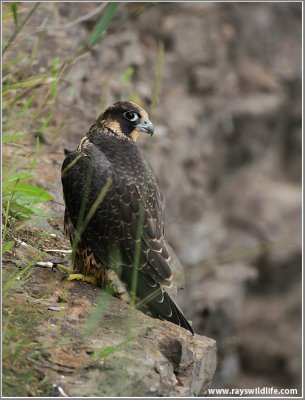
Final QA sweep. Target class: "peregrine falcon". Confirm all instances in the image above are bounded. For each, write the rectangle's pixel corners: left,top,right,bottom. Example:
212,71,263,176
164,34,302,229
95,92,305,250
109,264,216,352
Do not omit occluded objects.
61,101,193,334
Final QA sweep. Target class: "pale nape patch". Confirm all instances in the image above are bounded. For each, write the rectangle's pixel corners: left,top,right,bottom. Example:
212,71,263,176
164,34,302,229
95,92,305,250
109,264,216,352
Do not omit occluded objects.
106,119,124,136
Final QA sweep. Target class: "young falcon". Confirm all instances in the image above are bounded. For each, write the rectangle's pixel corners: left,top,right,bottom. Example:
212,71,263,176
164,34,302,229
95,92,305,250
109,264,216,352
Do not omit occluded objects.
61,101,194,334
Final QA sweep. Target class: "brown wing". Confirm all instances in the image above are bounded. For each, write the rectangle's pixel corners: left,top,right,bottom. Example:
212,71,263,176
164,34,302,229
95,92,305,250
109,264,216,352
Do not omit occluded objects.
61,141,193,333
110,169,173,283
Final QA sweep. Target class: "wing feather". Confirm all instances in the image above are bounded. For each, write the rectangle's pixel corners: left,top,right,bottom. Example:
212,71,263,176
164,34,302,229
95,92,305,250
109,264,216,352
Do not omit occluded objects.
61,138,193,333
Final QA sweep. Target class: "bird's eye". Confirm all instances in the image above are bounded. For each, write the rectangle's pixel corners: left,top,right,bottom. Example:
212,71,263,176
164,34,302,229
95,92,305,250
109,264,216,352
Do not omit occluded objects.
123,111,138,122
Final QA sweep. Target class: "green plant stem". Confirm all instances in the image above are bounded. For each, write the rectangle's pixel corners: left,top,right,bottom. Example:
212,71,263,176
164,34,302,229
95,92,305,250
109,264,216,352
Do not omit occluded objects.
2,179,19,242
150,40,164,120
2,3,41,55
3,252,46,292
87,2,119,48
130,202,145,307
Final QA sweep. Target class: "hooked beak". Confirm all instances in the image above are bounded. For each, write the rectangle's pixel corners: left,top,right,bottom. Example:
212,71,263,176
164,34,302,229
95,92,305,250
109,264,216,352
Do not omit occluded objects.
135,118,154,136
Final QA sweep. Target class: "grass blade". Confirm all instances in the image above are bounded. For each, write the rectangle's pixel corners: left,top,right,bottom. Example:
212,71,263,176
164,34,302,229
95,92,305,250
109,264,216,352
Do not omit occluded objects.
150,41,164,119
82,291,113,337
3,252,45,292
2,133,26,143
93,337,132,360
130,201,145,307
2,3,41,55
2,241,15,254
3,73,53,93
2,54,26,71
5,171,36,183
81,178,112,233
8,203,35,220
51,57,59,99
11,3,19,28
87,2,119,48
3,182,52,203
120,67,134,83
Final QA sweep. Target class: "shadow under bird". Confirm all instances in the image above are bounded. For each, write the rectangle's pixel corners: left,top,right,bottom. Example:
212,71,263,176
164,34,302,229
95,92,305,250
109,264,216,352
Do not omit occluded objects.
61,100,194,334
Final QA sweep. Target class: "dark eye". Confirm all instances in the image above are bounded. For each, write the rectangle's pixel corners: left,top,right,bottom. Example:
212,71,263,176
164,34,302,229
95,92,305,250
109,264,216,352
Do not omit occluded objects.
123,111,138,122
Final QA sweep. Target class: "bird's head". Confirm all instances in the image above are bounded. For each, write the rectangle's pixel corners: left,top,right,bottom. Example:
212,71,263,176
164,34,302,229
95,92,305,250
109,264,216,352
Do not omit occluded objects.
97,101,154,143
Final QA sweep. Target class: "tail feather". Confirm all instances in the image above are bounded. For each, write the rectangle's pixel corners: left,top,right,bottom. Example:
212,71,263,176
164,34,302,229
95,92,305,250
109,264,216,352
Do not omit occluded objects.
122,269,194,334
165,293,194,334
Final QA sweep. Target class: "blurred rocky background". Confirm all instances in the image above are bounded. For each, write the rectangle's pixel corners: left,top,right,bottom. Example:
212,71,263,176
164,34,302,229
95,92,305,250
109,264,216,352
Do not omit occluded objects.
3,2,302,395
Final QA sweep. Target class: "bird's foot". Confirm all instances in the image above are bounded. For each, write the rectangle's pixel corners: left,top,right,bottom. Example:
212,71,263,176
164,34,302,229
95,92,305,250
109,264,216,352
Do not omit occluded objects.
105,269,130,303
55,263,129,301
55,264,98,285
66,273,98,285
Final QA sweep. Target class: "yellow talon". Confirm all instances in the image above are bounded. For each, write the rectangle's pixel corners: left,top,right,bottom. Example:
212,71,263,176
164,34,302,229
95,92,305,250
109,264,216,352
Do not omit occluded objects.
66,273,97,285
56,264,97,285
56,264,74,274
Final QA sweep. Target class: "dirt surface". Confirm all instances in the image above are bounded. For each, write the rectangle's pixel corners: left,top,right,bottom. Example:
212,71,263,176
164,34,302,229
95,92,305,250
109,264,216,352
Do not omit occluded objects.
3,2,302,396
3,261,216,397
